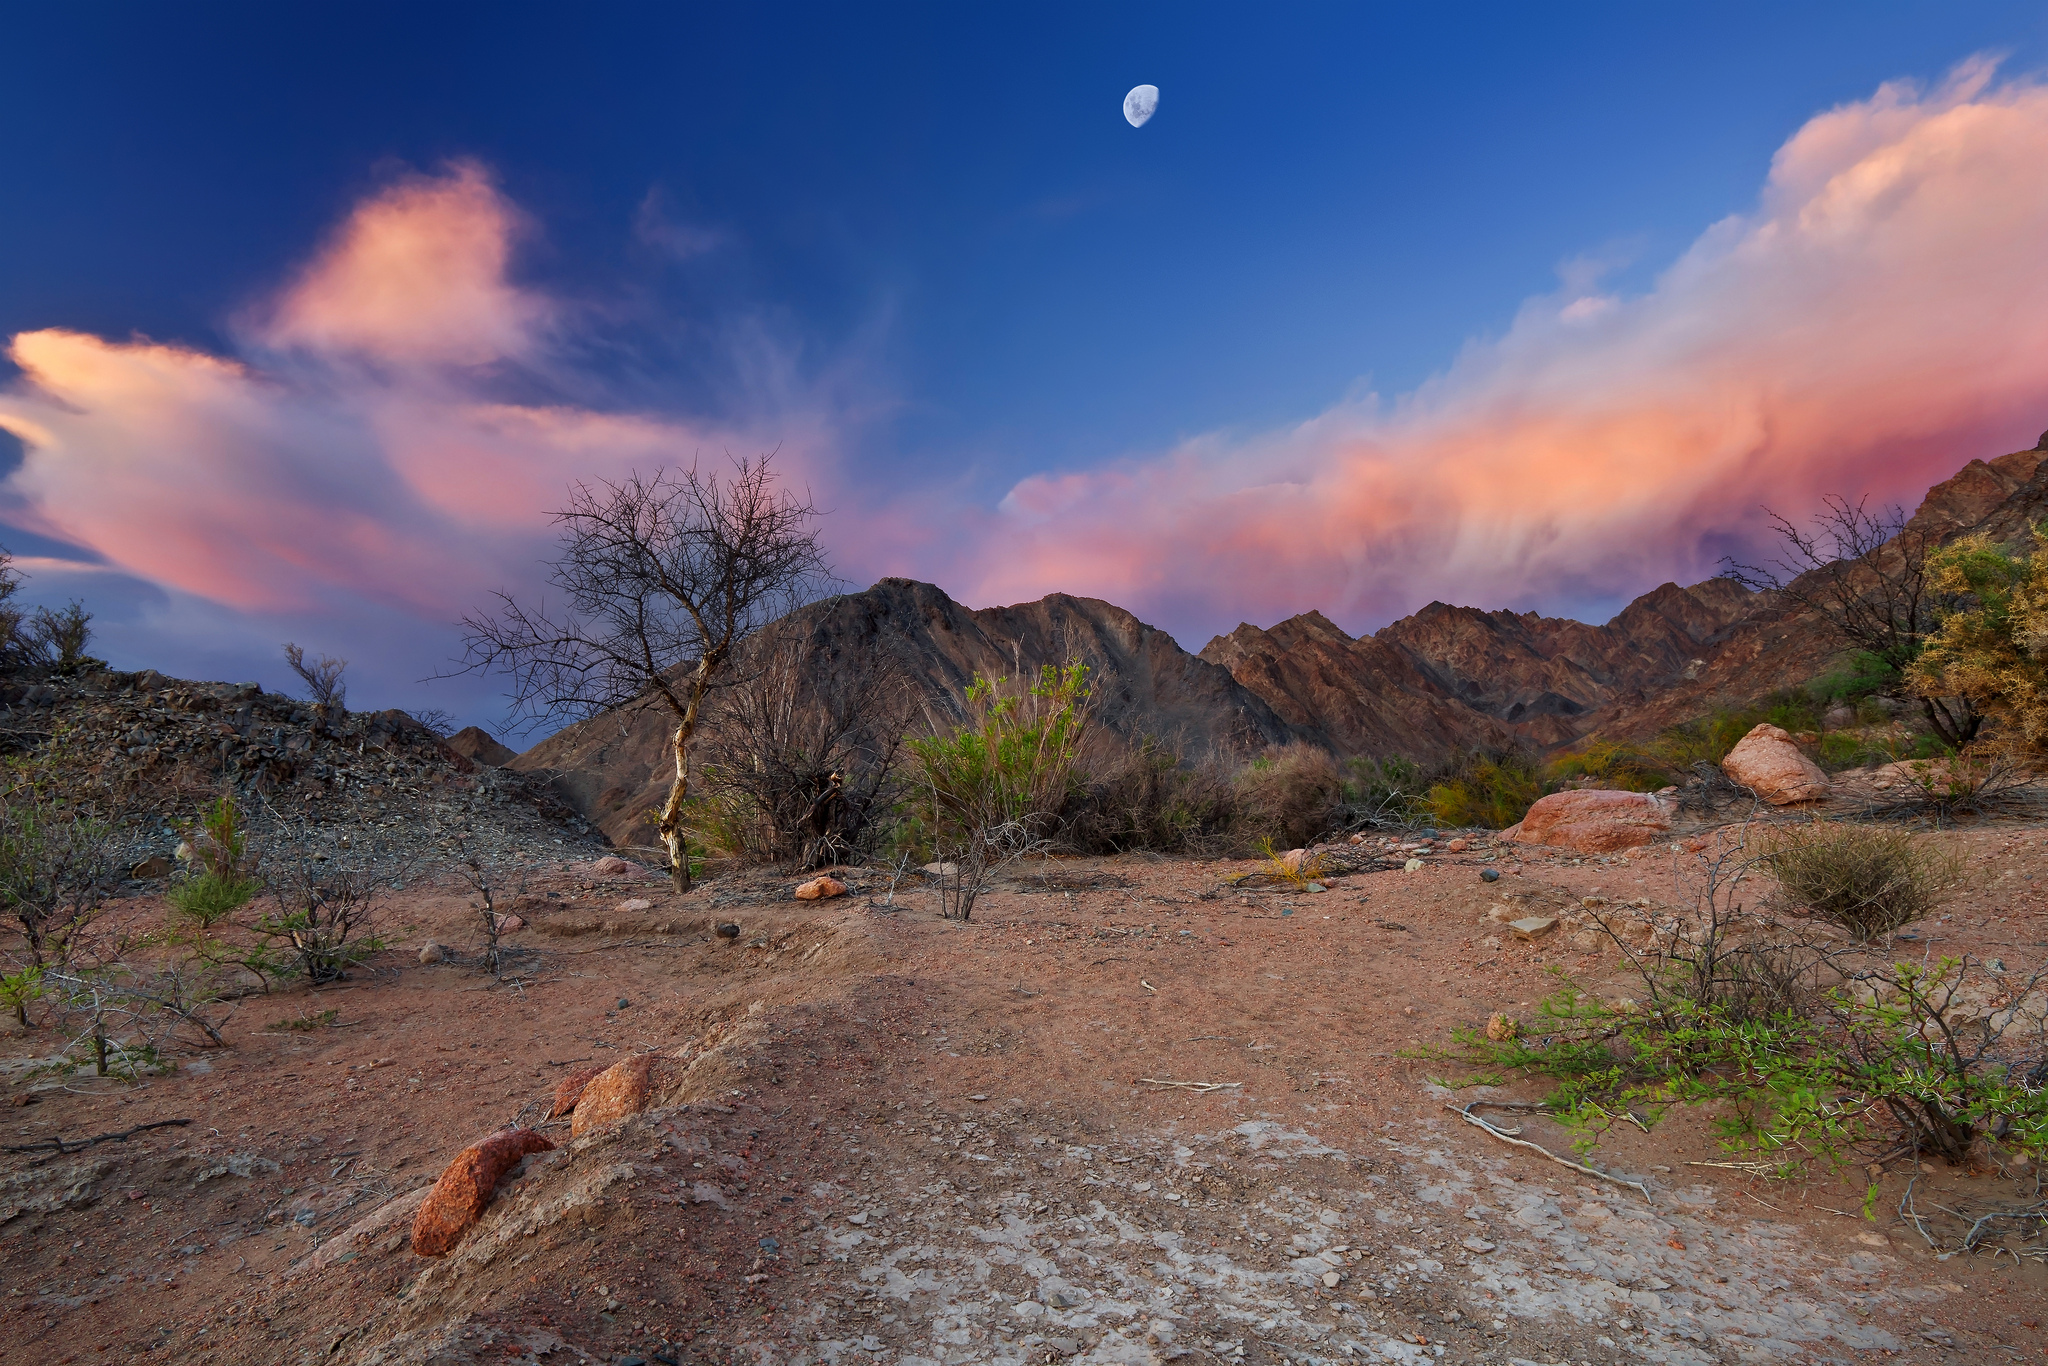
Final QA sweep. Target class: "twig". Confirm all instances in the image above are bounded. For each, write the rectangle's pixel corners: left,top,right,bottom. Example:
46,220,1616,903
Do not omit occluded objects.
1138,1078,1241,1093
2,1117,192,1154
1185,1035,1234,1042
1685,1160,1780,1174
1140,980,1157,993
1446,1101,1654,1204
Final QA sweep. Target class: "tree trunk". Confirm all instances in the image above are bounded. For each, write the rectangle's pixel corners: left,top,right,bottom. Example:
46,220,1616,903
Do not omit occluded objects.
657,659,714,893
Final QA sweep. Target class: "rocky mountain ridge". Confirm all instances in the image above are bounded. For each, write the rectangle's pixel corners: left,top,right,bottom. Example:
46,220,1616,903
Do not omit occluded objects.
509,438,2048,842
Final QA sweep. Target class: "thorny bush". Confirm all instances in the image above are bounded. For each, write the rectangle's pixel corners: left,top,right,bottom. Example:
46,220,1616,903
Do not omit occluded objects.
1437,830,2045,1181
1758,819,1966,940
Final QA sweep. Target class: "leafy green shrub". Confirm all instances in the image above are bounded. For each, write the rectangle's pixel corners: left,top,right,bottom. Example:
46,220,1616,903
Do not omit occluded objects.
1424,750,1545,829
1545,738,1673,792
1759,822,1965,940
167,796,259,929
906,663,1090,919
1233,745,1345,847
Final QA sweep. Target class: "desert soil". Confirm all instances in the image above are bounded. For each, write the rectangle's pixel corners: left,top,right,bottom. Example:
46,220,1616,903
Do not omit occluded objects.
3,826,2045,1366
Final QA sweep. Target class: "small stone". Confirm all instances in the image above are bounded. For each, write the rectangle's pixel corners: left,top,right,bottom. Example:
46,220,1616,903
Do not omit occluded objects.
1484,1012,1518,1042
131,855,172,880
613,898,653,914
590,856,633,877
1403,858,1424,872
969,1093,989,1102
1445,838,1468,853
1461,1236,1496,1253
1044,1339,1081,1357
921,861,960,877
492,913,524,933
715,922,741,939
616,997,631,1010
1509,916,1557,940
848,1211,869,1226
1322,1270,1342,1287
418,941,446,964
794,876,847,901
1480,868,1501,883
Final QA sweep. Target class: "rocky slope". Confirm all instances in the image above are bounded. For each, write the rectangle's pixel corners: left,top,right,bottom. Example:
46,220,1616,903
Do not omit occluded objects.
515,437,2048,838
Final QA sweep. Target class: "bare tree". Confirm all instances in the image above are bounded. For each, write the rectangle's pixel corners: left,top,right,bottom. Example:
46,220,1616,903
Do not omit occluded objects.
457,455,833,890
1721,496,1979,748
284,643,348,712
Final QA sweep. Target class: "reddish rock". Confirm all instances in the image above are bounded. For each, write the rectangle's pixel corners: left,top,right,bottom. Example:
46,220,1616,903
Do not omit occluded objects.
794,876,847,901
1507,789,1673,853
410,1129,554,1257
1720,723,1831,804
613,897,654,914
571,1054,694,1137
589,856,635,878
548,1064,610,1119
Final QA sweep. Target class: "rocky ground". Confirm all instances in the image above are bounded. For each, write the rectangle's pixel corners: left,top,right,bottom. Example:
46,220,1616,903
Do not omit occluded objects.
3,813,2045,1366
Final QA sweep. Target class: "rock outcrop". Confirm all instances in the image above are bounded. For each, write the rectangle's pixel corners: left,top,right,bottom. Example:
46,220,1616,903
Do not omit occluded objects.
1720,723,1832,803
446,726,515,766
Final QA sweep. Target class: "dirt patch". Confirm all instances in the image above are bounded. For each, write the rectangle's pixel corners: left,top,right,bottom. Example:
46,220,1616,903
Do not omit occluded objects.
3,827,2044,1365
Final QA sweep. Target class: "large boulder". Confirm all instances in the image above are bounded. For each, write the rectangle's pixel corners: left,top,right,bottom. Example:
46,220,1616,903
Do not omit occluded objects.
1720,723,1831,804
410,1129,554,1257
1502,789,1674,852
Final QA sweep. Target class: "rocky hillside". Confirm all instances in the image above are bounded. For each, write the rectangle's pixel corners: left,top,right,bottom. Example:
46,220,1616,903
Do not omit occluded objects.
513,436,2048,841
510,578,1294,846
1203,436,2048,759
0,668,601,875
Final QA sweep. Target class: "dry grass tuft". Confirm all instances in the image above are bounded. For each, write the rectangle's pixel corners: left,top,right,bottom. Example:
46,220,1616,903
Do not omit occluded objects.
1758,821,1966,940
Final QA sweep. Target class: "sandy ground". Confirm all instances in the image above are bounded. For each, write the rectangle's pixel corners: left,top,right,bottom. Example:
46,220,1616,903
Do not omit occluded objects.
3,828,2045,1366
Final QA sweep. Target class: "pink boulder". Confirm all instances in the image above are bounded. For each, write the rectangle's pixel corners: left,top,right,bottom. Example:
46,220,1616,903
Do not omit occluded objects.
1507,789,1674,853
1720,724,1831,804
410,1129,554,1257
794,876,847,901
589,856,634,878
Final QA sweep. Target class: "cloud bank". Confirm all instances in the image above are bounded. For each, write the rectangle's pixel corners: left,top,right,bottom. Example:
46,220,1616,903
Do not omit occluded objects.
5,61,2048,725
966,57,2048,637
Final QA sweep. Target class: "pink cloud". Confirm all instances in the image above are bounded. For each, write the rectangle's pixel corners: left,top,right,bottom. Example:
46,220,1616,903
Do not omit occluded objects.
254,161,550,365
0,167,840,627
964,57,2048,633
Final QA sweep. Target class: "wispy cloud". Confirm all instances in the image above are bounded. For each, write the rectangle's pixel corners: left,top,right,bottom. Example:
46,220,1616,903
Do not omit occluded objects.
960,56,2048,638
0,162,846,715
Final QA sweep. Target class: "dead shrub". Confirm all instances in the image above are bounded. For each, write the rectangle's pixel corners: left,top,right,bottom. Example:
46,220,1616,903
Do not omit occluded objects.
1232,745,1345,848
1063,733,1238,855
1758,821,1966,940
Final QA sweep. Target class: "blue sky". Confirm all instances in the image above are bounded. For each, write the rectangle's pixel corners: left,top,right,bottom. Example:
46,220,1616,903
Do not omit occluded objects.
5,3,2048,730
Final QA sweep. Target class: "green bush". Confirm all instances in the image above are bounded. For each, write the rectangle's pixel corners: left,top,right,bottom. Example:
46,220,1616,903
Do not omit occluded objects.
1545,738,1673,792
1759,822,1965,940
1424,750,1546,829
167,796,258,927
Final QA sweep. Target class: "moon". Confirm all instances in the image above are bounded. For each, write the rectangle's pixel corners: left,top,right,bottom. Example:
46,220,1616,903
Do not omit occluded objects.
1123,84,1159,128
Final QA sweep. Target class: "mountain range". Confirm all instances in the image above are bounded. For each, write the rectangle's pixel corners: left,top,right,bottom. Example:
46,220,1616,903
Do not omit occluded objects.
512,437,2048,845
